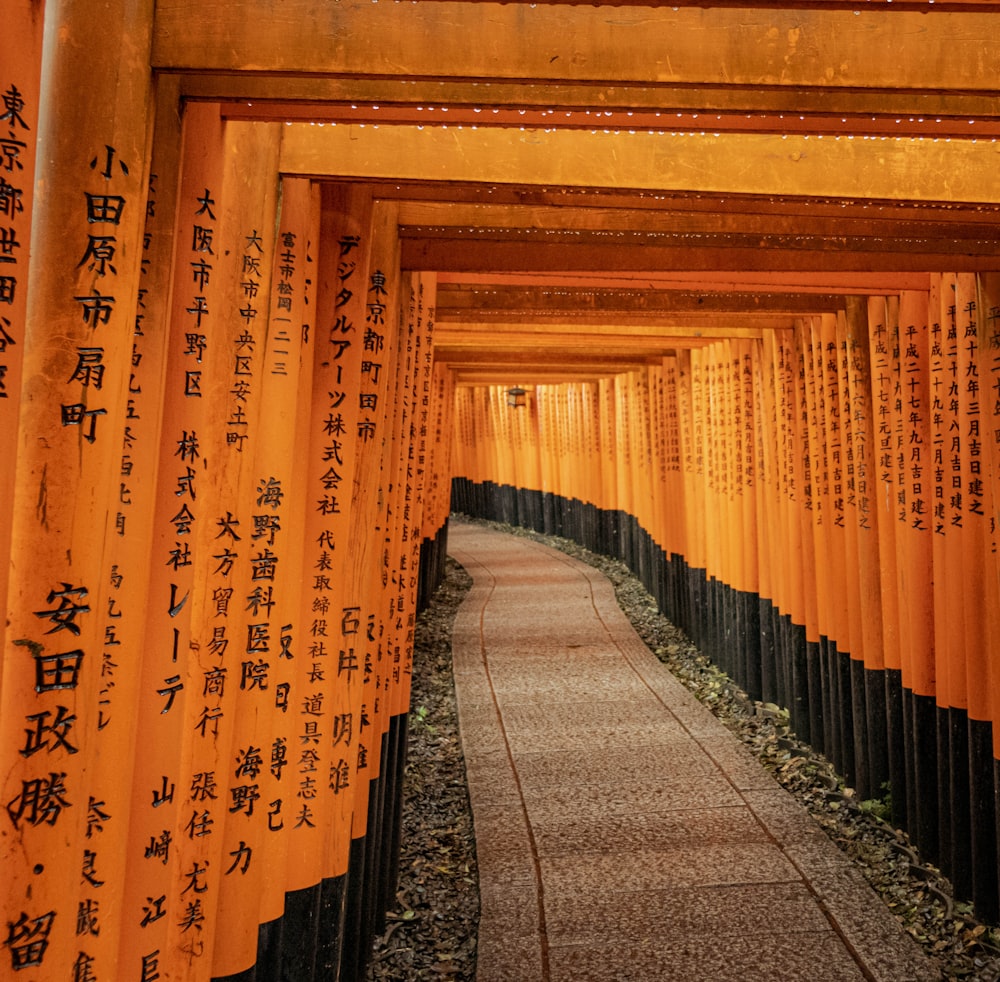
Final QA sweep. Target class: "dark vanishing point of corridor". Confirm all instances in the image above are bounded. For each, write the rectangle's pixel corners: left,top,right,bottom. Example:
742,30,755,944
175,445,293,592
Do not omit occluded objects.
446,521,937,982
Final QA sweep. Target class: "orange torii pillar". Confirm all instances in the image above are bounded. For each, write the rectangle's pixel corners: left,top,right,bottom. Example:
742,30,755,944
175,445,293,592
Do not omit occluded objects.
936,273,996,915
895,289,939,863
124,109,287,982
0,1,42,637
1,4,156,980
844,297,891,803
756,329,789,710
976,271,1000,923
306,186,391,982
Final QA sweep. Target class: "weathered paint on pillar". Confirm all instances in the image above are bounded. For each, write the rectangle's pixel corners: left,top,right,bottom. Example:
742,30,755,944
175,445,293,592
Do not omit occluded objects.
1,3,156,979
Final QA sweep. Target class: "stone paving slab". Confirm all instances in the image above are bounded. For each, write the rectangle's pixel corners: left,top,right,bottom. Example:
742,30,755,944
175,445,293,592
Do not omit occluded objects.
447,522,941,982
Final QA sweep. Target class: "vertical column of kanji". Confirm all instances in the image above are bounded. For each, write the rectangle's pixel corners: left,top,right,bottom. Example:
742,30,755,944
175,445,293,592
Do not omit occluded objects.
688,349,709,647
358,256,407,953
167,119,280,979
974,273,1000,926
115,101,223,982
1,2,155,979
79,73,183,981
928,275,956,832
722,342,740,639
338,199,402,981
396,272,435,721
660,357,684,590
283,184,370,980
0,4,41,636
763,331,788,707
645,363,664,556
844,297,889,799
725,340,744,679
208,175,318,977
632,371,653,560
836,308,869,794
822,311,854,779
952,272,987,904
867,295,906,828
372,251,411,952
675,351,698,641
257,176,322,965
698,349,720,663
711,339,744,686
927,274,959,882
736,338,762,701
798,317,827,745
980,277,1000,759
773,328,799,713
755,331,782,707
379,270,431,929
897,289,938,861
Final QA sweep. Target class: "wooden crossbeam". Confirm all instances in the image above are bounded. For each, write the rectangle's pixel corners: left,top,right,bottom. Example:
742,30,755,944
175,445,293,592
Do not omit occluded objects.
154,4,1000,94
279,125,1000,208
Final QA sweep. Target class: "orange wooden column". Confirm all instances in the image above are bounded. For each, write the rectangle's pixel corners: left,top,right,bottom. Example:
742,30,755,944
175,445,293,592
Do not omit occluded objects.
836,312,865,673
777,326,808,653
977,273,1000,762
755,330,781,702
80,74,183,981
597,377,617,521
799,317,831,741
661,355,685,565
952,274,988,729
282,183,372,976
973,273,1000,922
646,362,666,551
1,3,155,979
338,199,404,978
946,272,989,901
844,296,888,792
866,294,906,825
159,119,281,980
429,364,457,537
897,289,938,855
208,175,319,975
675,351,699,582
701,347,723,605
0,2,42,638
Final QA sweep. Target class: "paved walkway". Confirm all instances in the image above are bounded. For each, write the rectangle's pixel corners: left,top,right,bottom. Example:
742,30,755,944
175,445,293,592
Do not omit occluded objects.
447,522,939,982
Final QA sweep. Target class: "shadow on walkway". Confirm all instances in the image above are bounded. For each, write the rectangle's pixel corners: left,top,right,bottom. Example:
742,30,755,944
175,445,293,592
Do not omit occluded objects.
447,522,939,982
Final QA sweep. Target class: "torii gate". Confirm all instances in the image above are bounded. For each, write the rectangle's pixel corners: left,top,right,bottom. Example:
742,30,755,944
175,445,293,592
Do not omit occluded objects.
4,2,1000,980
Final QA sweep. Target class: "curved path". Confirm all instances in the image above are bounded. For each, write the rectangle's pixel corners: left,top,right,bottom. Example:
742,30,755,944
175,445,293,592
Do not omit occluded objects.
447,521,939,982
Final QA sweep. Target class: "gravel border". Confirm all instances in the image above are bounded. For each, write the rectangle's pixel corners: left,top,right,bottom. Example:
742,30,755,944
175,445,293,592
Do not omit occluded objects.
369,518,1000,982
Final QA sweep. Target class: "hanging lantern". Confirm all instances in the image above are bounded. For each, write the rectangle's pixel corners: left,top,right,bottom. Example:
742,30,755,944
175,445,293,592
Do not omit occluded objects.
506,386,527,408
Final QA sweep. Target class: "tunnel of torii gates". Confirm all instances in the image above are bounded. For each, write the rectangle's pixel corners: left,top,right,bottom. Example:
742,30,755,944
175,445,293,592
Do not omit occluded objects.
6,0,1000,979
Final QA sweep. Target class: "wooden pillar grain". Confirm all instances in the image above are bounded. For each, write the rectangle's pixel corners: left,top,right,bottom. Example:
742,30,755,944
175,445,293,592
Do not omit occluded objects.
0,1,43,641
1,4,156,980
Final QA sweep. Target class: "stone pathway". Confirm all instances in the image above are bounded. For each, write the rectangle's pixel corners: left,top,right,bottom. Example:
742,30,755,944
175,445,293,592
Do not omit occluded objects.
447,522,939,982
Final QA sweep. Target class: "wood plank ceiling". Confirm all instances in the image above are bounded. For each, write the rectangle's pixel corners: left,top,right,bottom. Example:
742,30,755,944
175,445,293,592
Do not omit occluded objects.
152,0,1000,385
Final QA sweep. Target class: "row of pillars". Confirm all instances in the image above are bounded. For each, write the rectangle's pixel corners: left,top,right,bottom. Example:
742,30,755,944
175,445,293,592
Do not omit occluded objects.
452,281,1000,923
3,5,455,977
